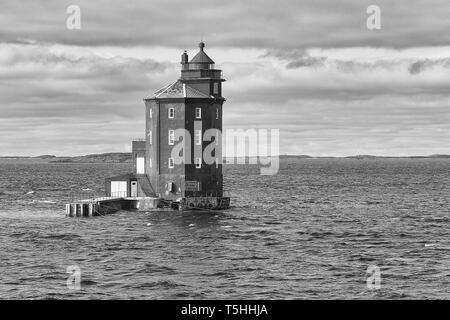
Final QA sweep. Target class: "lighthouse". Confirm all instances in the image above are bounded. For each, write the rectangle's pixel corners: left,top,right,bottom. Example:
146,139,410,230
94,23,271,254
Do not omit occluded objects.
105,42,230,210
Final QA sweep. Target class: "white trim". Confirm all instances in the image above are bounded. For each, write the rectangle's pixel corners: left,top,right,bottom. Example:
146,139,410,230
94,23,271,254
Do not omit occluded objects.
136,157,145,174
195,107,201,119
168,130,175,145
195,130,202,145
168,107,174,119
183,83,187,97
154,81,177,98
195,157,202,168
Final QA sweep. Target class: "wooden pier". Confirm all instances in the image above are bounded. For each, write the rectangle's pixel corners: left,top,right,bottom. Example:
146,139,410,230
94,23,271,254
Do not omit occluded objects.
66,195,230,217
65,197,125,217
66,195,166,217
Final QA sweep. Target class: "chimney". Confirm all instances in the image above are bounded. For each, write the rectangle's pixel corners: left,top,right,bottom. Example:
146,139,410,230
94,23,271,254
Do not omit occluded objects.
181,50,189,70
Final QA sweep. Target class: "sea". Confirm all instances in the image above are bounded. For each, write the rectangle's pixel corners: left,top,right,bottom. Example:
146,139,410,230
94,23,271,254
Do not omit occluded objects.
0,157,449,299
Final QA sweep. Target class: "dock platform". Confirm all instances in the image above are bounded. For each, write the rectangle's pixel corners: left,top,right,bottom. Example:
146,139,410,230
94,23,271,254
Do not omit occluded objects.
65,196,161,217
65,196,230,217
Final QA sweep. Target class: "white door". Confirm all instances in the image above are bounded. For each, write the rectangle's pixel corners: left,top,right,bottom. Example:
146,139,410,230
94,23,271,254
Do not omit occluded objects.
131,181,138,197
136,157,145,174
111,181,127,197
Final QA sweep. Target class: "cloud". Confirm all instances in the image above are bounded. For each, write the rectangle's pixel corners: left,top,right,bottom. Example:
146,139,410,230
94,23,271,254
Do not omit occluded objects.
1,0,450,49
263,49,327,69
2,42,450,156
0,42,176,156
1,1,450,156
408,58,450,74
0,43,172,120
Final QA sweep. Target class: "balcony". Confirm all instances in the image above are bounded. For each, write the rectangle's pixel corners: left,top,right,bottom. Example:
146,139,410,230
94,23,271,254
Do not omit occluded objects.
181,69,223,79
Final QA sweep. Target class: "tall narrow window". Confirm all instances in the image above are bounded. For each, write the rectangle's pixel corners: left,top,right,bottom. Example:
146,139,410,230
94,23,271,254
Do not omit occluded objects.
216,157,219,168
149,158,152,168
168,108,174,119
216,108,219,120
213,83,219,95
195,107,201,119
148,130,152,145
149,108,153,118
195,157,202,169
136,157,145,174
168,157,174,168
195,130,202,145
168,130,175,145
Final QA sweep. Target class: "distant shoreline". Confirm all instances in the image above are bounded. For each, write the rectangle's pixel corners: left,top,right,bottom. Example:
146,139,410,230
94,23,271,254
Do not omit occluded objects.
279,154,450,159
1,153,450,163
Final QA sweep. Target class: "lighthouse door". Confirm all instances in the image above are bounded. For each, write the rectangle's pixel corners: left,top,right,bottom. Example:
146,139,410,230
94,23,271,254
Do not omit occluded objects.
131,181,138,197
111,181,127,197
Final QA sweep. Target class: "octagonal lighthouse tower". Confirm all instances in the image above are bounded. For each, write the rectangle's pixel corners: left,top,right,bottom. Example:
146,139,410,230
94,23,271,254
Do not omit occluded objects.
124,42,229,210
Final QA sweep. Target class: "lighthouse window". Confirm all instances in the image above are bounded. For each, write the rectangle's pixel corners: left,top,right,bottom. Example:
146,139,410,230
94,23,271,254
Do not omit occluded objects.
149,158,152,168
168,130,175,145
195,130,202,145
149,108,153,118
168,157,174,168
195,107,201,119
136,157,145,174
168,108,174,119
148,131,152,145
195,157,202,168
213,82,219,95
216,108,219,119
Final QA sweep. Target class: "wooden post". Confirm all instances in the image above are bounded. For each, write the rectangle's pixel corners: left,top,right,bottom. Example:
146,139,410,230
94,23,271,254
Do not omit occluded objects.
82,203,90,217
76,203,81,217
88,203,94,217
92,203,99,216
71,204,77,217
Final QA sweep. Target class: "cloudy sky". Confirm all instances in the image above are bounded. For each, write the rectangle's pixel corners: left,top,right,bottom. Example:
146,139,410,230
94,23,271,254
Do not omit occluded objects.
1,0,450,156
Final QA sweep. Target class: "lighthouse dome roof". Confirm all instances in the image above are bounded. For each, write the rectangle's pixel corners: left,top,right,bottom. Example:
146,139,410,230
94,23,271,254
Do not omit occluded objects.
189,42,215,64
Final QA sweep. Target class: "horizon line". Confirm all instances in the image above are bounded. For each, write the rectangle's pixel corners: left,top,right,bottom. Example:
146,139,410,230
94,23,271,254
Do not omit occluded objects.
1,153,450,159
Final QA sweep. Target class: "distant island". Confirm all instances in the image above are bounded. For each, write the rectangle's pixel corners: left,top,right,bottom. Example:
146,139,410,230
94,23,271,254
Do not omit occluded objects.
49,153,132,163
279,154,450,159
1,153,450,163
0,153,132,163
